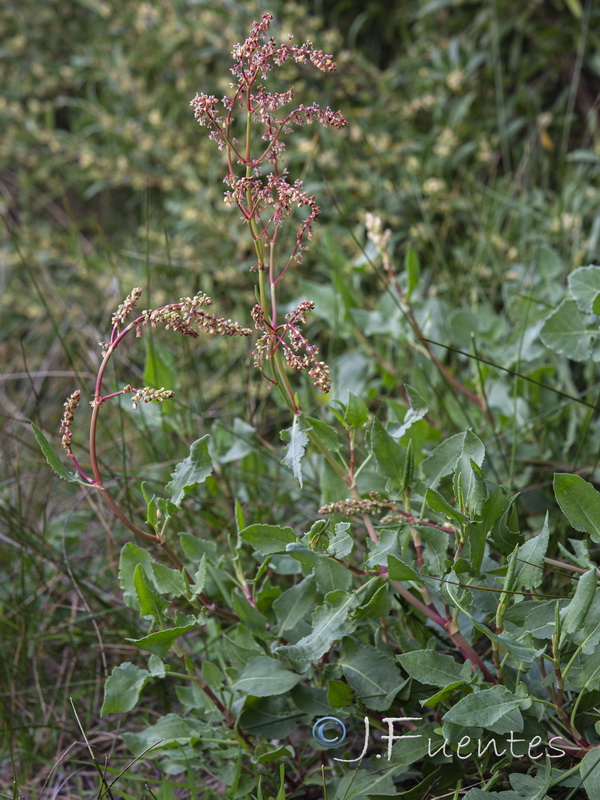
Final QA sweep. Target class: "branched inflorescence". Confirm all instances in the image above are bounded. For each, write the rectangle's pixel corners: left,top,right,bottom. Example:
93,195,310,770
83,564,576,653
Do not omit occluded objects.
251,299,330,392
190,12,345,396
60,289,251,486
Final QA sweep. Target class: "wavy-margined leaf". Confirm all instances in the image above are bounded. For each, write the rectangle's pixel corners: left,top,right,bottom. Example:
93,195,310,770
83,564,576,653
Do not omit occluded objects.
443,685,531,729
166,435,212,507
389,385,428,439
339,644,404,711
241,523,297,555
568,264,600,313
280,415,309,487
276,591,359,663
540,298,598,361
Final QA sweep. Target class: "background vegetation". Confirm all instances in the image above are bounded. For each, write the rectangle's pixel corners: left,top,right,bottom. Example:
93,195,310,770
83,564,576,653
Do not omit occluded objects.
1,0,599,797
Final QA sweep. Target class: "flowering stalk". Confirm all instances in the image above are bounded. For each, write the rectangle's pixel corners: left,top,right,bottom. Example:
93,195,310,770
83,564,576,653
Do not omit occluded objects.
190,12,353,490
60,287,250,588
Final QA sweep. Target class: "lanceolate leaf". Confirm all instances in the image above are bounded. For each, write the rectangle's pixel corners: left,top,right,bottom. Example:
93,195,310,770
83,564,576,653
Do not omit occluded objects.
560,568,598,646
31,424,89,485
126,623,196,657
166,435,212,507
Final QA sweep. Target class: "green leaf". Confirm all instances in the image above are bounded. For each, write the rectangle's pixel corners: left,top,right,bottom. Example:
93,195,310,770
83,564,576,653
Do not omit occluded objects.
340,644,404,711
405,246,420,300
540,298,597,361
388,555,421,582
371,418,405,489
389,385,429,439
232,656,301,696
513,515,549,596
285,542,326,567
397,650,465,687
456,458,488,518
314,557,352,594
240,523,297,555
425,488,468,525
565,0,583,19
327,679,355,708
273,575,317,633
366,528,402,568
31,424,89,485
151,562,186,596
454,431,487,517
122,713,210,757
568,265,600,313
327,522,353,558
422,432,466,490
119,543,155,611
126,623,196,657
355,581,391,620
344,392,369,429
443,685,530,729
560,568,598,646
133,563,166,621
179,532,218,562
101,662,151,715
281,415,309,488
166,435,212,508
191,554,207,598
581,743,600,799
305,416,341,452
218,417,256,464
554,473,600,543
276,591,359,663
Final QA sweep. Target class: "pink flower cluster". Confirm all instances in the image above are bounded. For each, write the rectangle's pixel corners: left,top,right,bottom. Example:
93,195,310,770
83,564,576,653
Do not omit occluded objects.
189,12,346,273
251,300,331,393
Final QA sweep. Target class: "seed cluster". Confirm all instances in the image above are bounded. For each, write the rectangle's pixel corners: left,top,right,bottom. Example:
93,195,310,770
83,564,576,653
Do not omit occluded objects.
318,492,395,516
251,300,331,393
111,287,143,329
122,384,175,410
135,292,252,339
59,389,81,455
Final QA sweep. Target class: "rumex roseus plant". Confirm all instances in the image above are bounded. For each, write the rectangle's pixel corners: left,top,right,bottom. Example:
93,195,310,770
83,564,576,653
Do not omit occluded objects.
33,11,600,800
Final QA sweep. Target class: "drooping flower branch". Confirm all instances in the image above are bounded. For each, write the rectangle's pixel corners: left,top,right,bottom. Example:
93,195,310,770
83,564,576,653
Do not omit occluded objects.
60,289,251,545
